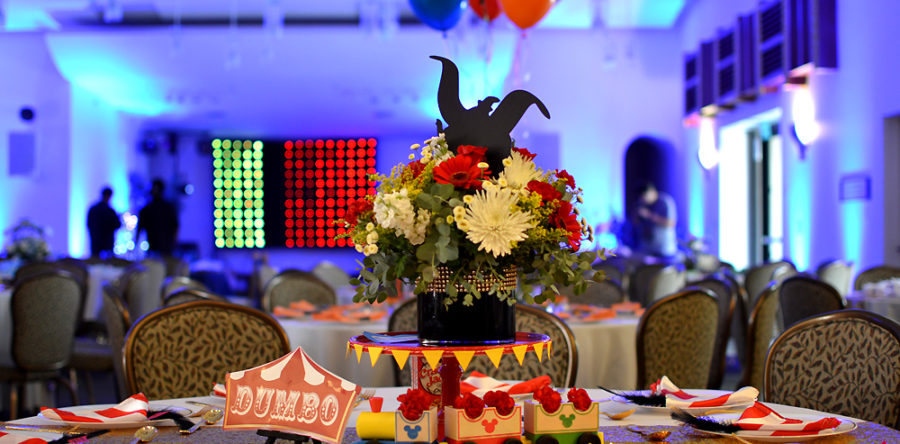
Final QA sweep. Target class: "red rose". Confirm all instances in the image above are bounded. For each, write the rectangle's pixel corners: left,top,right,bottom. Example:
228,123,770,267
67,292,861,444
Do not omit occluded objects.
344,198,373,227
527,180,562,204
433,155,485,189
457,145,488,163
533,386,561,414
407,159,426,178
550,201,582,250
397,388,431,421
556,169,576,189
453,393,484,419
483,391,515,416
566,388,592,411
512,147,537,161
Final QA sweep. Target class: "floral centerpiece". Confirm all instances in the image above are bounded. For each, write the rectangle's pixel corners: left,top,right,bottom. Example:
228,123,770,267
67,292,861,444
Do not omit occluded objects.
3,219,51,263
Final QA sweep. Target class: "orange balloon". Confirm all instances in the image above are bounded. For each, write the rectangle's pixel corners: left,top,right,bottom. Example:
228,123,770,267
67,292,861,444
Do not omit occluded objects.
500,0,554,30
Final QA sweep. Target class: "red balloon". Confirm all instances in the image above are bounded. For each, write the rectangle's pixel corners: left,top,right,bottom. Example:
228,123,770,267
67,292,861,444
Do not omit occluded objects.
468,0,502,21
500,0,554,30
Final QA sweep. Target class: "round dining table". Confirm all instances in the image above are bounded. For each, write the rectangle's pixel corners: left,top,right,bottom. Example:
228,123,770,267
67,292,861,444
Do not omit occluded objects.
5,387,897,443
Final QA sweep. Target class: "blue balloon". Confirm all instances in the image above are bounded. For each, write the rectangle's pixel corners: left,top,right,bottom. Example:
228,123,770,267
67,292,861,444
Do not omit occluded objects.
409,0,466,31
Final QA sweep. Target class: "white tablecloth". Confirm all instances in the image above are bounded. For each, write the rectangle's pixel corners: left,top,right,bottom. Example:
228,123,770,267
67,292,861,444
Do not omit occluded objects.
846,292,900,324
569,316,639,390
276,315,639,390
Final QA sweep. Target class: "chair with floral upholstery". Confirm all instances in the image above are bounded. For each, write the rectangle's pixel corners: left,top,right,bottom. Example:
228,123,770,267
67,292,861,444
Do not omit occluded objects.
738,284,780,393
124,300,290,399
163,288,228,306
261,269,336,312
765,309,900,428
778,275,845,329
854,265,900,291
636,288,718,390
686,274,736,389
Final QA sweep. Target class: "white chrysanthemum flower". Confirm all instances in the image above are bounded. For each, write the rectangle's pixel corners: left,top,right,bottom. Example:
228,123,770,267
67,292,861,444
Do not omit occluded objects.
453,206,466,218
498,151,540,189
366,231,379,244
408,153,416,160
463,195,474,204
355,244,365,253
410,143,421,150
497,178,508,188
366,223,375,232
364,244,379,255
456,219,471,231
462,188,533,257
477,162,489,169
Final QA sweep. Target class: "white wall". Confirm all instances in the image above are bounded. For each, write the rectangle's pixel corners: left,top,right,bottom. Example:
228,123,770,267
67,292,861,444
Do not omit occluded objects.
680,0,900,271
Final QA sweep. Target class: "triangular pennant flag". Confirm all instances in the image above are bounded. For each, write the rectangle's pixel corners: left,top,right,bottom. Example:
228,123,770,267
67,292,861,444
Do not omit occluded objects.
353,344,364,363
392,349,411,370
422,350,444,370
485,347,504,368
368,347,384,367
453,350,476,371
548,340,553,356
346,342,352,359
512,345,528,365
533,343,545,362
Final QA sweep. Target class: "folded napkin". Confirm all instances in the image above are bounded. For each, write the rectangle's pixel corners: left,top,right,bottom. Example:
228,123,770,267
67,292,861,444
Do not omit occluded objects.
311,311,355,322
289,300,317,312
272,306,310,318
213,383,226,397
650,376,758,409
611,301,642,312
0,431,47,444
460,371,551,397
581,308,616,322
347,310,387,321
41,393,149,424
735,402,842,434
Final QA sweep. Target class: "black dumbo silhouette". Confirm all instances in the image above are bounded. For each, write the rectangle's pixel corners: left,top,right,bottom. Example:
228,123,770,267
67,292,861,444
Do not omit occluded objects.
431,55,550,174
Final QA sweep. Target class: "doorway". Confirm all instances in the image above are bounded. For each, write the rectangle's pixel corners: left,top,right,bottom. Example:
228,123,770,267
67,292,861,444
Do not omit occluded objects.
748,122,784,265
884,114,900,265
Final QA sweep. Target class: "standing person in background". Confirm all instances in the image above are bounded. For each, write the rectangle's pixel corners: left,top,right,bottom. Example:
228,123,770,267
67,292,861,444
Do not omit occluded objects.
635,182,678,262
137,179,179,256
87,187,121,257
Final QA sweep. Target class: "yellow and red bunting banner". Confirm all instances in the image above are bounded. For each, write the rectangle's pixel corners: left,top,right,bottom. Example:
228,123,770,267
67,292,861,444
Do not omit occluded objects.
345,340,551,369
392,349,411,370
452,350,476,371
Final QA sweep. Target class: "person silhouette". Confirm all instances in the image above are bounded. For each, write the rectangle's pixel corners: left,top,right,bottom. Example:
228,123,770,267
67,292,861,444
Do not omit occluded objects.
137,179,179,256
635,182,678,261
87,187,121,257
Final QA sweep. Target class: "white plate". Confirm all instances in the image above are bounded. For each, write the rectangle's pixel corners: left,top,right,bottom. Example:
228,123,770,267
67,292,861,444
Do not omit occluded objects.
701,412,857,442
38,405,192,429
611,390,754,415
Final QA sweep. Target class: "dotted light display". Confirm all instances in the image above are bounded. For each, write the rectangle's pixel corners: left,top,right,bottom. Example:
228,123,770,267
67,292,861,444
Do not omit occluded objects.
212,139,266,249
283,138,377,248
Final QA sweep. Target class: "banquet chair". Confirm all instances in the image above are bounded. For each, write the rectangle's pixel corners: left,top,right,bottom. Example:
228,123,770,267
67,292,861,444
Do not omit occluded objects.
312,261,352,291
161,256,189,277
568,279,626,306
163,287,228,306
646,264,686,303
0,271,80,418
687,274,736,389
636,288,718,390
119,264,158,321
262,269,336,312
466,305,578,388
723,274,750,382
101,283,131,398
591,262,625,288
160,275,209,302
388,298,418,386
140,258,166,302
765,309,900,428
628,263,667,306
738,284,780,393
744,260,795,304
778,275,845,329
854,265,900,290
816,259,854,296
124,300,290,399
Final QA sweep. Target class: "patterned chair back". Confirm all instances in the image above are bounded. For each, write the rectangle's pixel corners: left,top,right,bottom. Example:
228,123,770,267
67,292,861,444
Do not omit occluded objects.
646,264,686,303
119,264,159,321
164,288,228,306
262,269,336,311
160,276,209,302
816,259,854,296
778,275,845,329
687,275,736,389
765,309,900,428
124,300,289,399
14,260,89,325
854,265,900,291
739,284,780,393
102,283,131,396
636,288,718,390
569,279,626,306
10,271,81,371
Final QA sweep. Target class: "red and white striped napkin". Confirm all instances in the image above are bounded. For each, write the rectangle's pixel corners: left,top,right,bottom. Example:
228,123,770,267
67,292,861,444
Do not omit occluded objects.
213,383,226,397
650,376,758,409
0,431,47,444
40,393,149,424
460,371,552,397
735,402,842,435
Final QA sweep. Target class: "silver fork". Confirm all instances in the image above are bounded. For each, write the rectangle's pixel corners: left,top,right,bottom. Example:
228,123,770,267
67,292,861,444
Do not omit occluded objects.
353,389,376,408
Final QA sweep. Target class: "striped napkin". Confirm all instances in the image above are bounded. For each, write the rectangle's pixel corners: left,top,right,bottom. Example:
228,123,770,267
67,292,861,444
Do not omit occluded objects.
41,393,149,424
0,431,46,444
735,402,842,435
651,376,758,409
460,371,552,397
213,383,227,397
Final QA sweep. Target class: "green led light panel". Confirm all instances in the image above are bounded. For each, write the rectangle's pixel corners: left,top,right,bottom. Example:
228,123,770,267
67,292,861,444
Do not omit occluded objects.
212,138,266,248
